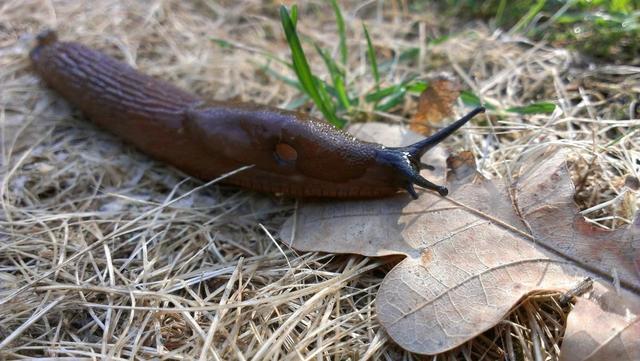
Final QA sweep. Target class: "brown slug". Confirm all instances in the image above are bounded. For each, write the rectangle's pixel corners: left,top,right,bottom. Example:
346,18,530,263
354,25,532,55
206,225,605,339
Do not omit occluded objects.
30,30,485,199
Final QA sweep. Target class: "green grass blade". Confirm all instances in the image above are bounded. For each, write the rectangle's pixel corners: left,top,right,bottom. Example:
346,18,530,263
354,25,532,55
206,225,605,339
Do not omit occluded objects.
211,38,232,48
333,80,351,109
279,5,344,127
315,78,337,113
459,90,498,110
376,88,407,111
399,47,419,62
406,81,429,94
280,6,314,93
512,0,547,33
495,0,507,26
284,95,310,110
290,5,298,27
258,62,303,90
362,23,380,90
507,102,556,114
459,90,482,107
330,0,348,66
314,43,350,109
365,84,400,103
365,75,417,103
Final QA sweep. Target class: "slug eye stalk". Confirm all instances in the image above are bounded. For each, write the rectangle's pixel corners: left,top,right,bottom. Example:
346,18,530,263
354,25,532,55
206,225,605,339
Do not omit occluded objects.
383,106,485,199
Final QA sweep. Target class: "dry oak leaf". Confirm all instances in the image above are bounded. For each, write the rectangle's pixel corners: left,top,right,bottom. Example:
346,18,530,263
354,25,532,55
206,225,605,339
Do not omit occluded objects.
280,123,640,355
560,283,640,361
410,78,461,136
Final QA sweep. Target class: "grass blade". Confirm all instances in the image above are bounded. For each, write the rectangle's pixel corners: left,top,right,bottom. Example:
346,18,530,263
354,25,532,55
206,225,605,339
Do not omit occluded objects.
290,4,298,27
258,62,303,91
314,43,351,109
376,88,407,111
511,0,546,33
279,5,345,127
365,76,417,103
507,102,556,114
406,81,428,94
460,90,498,110
365,84,401,103
363,23,380,91
330,0,348,66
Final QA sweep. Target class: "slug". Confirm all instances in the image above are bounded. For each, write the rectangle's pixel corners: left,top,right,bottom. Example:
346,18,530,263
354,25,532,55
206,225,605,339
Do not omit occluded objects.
30,30,485,199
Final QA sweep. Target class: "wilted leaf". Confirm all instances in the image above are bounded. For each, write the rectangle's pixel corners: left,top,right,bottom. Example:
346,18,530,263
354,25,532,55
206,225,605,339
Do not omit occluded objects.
410,78,461,135
560,283,640,361
280,123,640,355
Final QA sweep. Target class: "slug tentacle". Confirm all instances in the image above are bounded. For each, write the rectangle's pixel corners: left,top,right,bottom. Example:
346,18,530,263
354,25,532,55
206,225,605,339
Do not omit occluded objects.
402,106,485,159
382,107,485,198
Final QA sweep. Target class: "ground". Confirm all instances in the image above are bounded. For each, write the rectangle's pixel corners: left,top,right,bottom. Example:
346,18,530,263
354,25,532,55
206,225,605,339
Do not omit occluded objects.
0,1,638,360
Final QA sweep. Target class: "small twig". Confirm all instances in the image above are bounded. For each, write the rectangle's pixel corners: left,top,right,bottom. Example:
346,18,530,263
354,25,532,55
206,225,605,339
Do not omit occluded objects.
558,277,594,306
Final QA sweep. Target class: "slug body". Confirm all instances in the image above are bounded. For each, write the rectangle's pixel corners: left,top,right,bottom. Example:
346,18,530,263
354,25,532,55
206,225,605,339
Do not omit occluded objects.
30,31,484,199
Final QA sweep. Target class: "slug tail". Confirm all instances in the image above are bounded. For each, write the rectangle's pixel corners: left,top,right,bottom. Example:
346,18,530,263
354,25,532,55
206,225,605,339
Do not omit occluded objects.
36,29,58,46
30,29,58,61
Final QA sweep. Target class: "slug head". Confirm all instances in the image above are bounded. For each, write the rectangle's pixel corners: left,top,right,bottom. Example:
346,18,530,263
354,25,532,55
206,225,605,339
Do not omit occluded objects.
378,107,485,199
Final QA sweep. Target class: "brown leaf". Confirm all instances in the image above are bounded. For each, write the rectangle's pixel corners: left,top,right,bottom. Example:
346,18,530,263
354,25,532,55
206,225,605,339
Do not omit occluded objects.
446,150,477,182
279,123,640,355
560,283,640,361
410,78,461,135
515,150,639,291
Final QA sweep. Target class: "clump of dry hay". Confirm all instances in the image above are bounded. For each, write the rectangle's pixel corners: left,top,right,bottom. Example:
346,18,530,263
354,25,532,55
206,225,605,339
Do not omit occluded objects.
1,1,637,360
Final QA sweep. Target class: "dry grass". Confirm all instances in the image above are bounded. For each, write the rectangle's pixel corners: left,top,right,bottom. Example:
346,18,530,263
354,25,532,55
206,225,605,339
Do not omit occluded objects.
0,1,638,360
